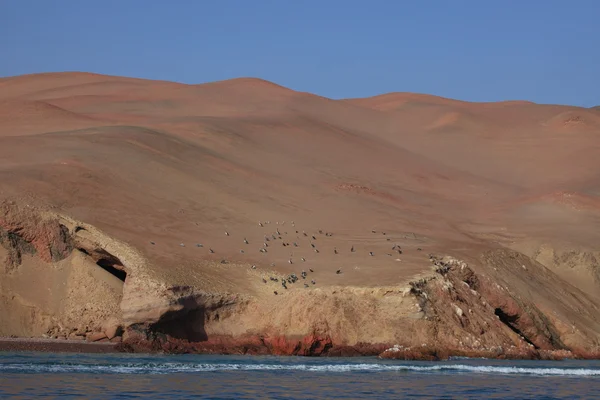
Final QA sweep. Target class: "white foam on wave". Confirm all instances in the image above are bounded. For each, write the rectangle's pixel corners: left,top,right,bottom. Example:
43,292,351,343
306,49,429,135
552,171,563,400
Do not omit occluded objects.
0,363,598,376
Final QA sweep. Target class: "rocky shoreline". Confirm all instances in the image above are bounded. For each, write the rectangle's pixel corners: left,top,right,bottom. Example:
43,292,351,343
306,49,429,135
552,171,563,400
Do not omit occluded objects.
2,335,599,361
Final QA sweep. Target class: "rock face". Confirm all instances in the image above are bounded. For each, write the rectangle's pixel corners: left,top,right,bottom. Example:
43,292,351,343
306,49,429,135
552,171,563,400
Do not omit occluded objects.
0,201,73,271
109,252,600,359
0,202,126,341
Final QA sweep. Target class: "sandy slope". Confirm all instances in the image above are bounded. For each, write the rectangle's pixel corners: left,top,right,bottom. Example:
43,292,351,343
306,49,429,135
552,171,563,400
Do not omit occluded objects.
0,72,599,356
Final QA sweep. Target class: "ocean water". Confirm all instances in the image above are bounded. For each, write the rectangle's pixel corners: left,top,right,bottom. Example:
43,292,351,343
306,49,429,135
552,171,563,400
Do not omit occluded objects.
0,353,599,399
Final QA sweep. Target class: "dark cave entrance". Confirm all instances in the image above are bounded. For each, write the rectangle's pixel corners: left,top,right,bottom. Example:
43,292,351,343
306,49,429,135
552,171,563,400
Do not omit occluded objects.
494,308,538,349
96,258,127,282
78,247,128,283
152,308,208,342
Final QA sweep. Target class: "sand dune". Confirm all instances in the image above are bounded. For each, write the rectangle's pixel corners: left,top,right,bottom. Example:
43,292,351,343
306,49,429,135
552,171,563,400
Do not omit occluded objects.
543,110,600,131
1,72,599,357
0,99,108,136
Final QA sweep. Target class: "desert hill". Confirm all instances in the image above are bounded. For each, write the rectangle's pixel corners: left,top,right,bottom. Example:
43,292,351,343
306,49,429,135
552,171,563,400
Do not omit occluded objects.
0,72,599,357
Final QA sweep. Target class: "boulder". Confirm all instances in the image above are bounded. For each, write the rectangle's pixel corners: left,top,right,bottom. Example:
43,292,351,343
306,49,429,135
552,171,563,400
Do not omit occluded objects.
68,332,85,341
86,331,107,342
102,317,123,340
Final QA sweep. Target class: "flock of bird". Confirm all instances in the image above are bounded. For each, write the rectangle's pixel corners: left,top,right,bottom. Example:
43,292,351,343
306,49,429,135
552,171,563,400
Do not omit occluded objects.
151,219,422,295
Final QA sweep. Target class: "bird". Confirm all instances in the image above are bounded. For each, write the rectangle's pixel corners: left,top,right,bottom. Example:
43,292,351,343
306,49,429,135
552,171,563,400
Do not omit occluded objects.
312,235,316,240
318,230,323,234
244,238,249,244
311,279,316,285
262,278,267,283
150,241,155,245
398,249,403,255
240,250,245,254
259,222,263,227
309,268,314,272
288,259,293,264
417,248,422,251
209,248,215,253
303,231,308,237
196,243,203,248
371,230,376,234
264,242,269,247
282,281,287,289
225,231,230,236
301,257,306,262
180,243,185,247
350,246,355,252
336,269,342,274
311,243,316,248
304,283,309,288
314,249,320,253
274,291,278,295
293,242,298,247
334,248,338,254
251,265,257,269
369,252,374,256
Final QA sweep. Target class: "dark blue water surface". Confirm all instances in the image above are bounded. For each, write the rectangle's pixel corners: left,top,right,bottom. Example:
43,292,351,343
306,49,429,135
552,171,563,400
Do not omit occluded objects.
0,352,599,399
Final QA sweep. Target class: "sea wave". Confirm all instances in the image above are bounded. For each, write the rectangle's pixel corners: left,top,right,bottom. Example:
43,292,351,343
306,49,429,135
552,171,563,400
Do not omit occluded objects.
1,362,599,376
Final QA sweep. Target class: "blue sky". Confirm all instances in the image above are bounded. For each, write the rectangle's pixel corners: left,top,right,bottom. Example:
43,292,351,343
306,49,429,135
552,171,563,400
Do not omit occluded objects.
1,1,599,106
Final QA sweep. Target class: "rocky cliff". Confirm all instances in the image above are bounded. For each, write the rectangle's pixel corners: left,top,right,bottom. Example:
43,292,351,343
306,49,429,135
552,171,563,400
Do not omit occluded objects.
1,202,598,359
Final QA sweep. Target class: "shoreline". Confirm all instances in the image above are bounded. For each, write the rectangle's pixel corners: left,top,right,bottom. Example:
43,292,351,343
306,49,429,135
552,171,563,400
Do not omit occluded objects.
0,337,119,354
2,336,598,361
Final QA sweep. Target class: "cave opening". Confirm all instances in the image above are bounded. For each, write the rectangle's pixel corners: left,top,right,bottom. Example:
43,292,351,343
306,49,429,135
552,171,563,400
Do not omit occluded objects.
77,247,128,283
152,308,208,342
494,308,538,349
96,258,127,282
